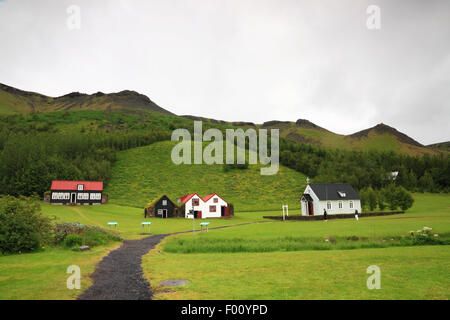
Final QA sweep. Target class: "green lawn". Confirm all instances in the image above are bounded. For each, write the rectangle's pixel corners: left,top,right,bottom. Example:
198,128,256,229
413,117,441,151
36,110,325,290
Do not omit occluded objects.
144,245,449,300
142,193,450,299
1,193,448,300
0,243,120,300
40,202,270,240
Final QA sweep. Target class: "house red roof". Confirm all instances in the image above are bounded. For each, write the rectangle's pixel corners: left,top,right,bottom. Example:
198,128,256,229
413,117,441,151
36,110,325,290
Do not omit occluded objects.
202,194,216,202
51,181,103,191
203,193,228,203
179,193,199,204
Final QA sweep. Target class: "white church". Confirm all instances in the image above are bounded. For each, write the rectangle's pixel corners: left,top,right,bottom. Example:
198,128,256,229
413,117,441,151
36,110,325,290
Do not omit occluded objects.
300,183,362,216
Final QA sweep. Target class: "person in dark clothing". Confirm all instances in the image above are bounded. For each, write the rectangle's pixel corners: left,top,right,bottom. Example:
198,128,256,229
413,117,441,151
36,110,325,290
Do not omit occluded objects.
354,209,359,221
323,209,328,221
144,208,148,218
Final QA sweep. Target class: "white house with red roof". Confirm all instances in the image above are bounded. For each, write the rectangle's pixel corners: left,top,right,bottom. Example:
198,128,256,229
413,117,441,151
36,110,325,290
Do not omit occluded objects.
179,193,229,219
50,180,104,205
202,193,229,218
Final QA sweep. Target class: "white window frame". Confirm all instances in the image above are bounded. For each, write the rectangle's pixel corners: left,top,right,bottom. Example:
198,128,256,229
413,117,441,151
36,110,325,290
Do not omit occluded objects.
77,193,89,200
162,200,167,206
89,193,101,200
349,201,354,209
78,184,84,191
338,201,343,209
327,202,331,210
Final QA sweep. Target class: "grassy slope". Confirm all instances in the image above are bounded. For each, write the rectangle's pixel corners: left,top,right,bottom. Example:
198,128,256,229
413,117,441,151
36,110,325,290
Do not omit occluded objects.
280,124,435,156
143,193,450,299
0,85,171,115
105,140,306,211
0,83,436,156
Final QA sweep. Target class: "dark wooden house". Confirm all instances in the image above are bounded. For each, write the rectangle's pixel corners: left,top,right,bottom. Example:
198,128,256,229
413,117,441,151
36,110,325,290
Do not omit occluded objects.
50,180,104,205
145,195,181,218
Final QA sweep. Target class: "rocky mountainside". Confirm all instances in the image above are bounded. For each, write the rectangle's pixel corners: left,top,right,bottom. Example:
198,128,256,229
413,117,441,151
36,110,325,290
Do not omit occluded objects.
0,83,173,115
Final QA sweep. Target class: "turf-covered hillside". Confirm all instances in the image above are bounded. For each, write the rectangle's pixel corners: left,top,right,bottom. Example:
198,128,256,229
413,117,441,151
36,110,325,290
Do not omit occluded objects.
105,141,306,211
0,83,172,115
262,120,436,156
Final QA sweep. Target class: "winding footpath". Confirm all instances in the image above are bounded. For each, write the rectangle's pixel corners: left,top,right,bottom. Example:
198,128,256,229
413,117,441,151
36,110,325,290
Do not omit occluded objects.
78,221,270,300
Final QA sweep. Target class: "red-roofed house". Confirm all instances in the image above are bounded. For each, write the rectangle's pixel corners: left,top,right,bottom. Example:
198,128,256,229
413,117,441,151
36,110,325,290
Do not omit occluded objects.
202,193,229,218
179,193,229,219
50,180,104,205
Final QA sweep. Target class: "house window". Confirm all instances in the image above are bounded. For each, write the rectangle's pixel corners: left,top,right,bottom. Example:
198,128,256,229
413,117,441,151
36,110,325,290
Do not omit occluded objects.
209,206,216,212
327,202,331,210
338,201,343,209
77,184,84,191
162,200,167,206
157,209,163,215
77,193,89,200
90,193,101,200
53,192,67,200
192,198,199,206
213,198,218,203
349,201,354,209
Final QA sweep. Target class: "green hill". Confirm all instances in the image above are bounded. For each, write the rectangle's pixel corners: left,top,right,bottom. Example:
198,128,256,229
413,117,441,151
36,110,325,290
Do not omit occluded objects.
258,120,436,156
105,141,306,211
0,82,438,156
0,83,172,115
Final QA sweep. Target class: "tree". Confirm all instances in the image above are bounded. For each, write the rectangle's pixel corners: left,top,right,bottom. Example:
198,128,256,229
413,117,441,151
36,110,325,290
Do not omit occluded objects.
396,186,414,211
419,171,434,192
407,170,418,191
377,190,386,211
383,184,399,210
367,187,377,211
359,188,369,211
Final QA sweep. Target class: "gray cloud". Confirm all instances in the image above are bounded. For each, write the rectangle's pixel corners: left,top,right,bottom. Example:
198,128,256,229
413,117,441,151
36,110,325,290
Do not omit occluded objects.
0,0,448,144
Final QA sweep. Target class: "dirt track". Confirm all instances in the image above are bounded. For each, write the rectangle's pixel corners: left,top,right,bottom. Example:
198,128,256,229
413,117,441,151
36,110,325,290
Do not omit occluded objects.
78,234,168,300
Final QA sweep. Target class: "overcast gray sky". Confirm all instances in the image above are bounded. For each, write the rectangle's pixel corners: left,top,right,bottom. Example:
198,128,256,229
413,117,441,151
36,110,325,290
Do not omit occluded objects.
0,0,449,144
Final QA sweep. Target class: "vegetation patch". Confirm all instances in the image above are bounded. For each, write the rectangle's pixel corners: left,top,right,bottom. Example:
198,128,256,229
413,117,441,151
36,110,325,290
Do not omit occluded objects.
0,196,52,254
163,230,450,254
52,222,122,248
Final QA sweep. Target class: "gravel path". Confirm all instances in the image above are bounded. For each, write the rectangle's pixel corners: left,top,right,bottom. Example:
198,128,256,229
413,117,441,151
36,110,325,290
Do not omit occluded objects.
78,221,271,300
78,234,168,300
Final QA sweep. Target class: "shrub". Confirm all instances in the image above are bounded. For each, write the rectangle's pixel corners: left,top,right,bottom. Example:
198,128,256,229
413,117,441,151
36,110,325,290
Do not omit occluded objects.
63,234,83,248
52,222,122,247
0,196,52,254
52,222,85,244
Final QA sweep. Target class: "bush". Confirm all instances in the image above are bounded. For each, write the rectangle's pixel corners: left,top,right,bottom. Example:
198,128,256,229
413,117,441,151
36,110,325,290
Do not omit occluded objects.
52,222,122,248
0,196,52,254
63,234,83,248
52,222,85,244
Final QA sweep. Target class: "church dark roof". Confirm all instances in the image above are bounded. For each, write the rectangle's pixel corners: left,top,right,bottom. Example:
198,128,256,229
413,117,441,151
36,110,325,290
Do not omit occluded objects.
308,183,360,200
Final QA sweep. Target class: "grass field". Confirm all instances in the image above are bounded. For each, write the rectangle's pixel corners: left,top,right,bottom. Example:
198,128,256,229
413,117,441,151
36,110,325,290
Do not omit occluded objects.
40,202,272,240
105,140,307,211
142,193,450,299
144,246,449,300
0,193,448,300
0,243,120,300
